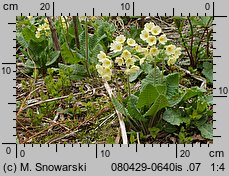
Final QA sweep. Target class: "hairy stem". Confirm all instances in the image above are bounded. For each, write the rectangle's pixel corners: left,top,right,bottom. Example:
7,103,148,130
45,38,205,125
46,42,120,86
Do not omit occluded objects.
73,16,80,50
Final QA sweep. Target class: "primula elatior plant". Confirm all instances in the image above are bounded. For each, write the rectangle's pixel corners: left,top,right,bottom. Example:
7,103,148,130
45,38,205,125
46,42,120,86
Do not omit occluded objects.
96,22,212,141
96,22,182,82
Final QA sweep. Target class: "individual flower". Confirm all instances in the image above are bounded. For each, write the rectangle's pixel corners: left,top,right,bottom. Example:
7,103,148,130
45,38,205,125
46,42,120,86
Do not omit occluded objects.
115,35,126,44
27,16,33,20
90,16,97,22
174,47,182,58
44,18,49,24
42,23,50,30
102,58,113,68
127,38,137,46
121,50,131,59
134,45,143,52
140,58,146,65
101,67,112,81
150,47,159,56
125,57,135,68
35,31,41,38
165,44,176,55
140,30,149,41
151,26,162,36
158,34,167,45
97,51,107,62
115,57,124,66
129,65,140,74
37,25,43,31
102,67,112,76
79,16,87,22
146,36,157,46
144,22,155,32
110,41,123,52
96,64,103,75
45,31,50,37
141,48,149,56
124,68,131,75
167,56,177,66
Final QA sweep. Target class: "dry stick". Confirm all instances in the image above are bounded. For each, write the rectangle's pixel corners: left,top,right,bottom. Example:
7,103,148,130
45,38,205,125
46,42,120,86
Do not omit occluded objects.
22,90,90,111
104,81,128,144
175,65,207,89
73,16,80,50
187,17,194,67
85,18,92,77
47,17,62,62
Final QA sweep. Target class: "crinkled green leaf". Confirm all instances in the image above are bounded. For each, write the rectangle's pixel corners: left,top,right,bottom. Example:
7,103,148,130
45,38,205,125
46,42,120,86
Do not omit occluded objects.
196,123,213,140
165,73,179,97
202,62,213,83
111,96,129,117
127,95,144,121
163,108,188,126
182,87,206,102
141,67,164,88
144,94,168,117
149,127,160,139
129,69,143,82
58,63,86,80
61,43,82,64
46,51,60,66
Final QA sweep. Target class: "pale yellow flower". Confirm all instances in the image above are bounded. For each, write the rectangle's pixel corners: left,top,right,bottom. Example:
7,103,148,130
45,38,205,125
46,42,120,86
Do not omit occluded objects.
115,57,124,66
144,22,155,32
165,44,176,55
96,64,103,75
141,48,149,56
27,16,33,20
37,25,43,31
150,47,159,56
121,50,131,59
45,31,50,37
79,16,87,21
125,57,135,68
127,38,137,46
174,47,182,58
97,51,107,62
42,23,50,30
110,42,123,52
158,34,167,45
134,45,143,52
102,58,113,68
90,16,97,22
140,30,149,41
151,26,162,36
167,56,177,66
102,67,112,76
102,74,112,81
129,65,140,74
44,18,49,24
35,31,41,38
146,36,157,46
124,68,131,75
115,35,126,44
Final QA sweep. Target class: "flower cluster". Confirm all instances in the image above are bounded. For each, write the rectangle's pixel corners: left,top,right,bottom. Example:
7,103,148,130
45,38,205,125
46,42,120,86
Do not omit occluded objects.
96,22,182,81
34,18,50,38
96,51,113,81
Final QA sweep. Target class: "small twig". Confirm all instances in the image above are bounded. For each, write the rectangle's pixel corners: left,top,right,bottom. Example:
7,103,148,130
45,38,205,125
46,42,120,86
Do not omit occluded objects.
95,113,115,130
22,91,90,111
136,132,140,144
